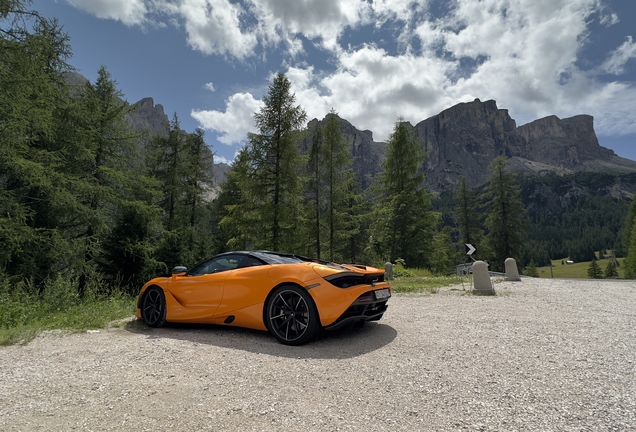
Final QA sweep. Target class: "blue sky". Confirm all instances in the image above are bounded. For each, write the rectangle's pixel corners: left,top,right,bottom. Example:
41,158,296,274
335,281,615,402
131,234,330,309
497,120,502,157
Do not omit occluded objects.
33,0,636,164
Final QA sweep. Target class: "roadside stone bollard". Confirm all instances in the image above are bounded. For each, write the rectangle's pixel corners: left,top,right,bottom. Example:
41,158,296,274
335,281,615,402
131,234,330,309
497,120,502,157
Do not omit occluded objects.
472,260,495,294
505,258,521,281
384,262,393,280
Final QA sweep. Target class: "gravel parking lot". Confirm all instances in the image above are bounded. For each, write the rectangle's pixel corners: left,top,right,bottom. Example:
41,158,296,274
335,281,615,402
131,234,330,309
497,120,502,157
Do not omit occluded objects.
1,278,635,431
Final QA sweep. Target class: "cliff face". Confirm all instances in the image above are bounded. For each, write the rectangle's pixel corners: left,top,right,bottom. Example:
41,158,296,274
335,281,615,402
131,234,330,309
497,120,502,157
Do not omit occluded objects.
411,99,636,191
414,99,527,190
304,100,636,192
126,97,170,139
300,117,386,190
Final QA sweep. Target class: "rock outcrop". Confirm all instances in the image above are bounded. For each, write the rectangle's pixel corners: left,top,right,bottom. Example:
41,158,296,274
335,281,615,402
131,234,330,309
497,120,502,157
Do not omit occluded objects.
412,99,636,191
300,117,387,190
126,97,170,139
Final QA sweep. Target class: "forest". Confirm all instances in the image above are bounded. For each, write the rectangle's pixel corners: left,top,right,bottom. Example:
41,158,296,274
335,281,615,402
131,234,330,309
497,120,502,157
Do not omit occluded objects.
2,0,636,307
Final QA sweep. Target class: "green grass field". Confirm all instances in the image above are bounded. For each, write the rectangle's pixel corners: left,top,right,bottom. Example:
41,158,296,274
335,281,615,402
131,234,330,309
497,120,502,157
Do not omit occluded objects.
535,257,626,279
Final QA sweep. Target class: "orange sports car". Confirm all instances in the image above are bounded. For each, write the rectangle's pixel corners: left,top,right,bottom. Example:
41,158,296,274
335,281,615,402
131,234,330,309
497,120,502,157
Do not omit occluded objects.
136,251,392,345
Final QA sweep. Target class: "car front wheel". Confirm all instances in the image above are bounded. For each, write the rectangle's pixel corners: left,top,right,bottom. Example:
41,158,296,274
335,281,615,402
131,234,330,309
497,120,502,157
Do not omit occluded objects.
265,285,320,346
141,286,166,328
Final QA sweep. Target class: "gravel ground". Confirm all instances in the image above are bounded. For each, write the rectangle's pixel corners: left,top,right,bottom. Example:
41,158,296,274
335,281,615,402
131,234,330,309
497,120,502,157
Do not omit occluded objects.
1,278,635,431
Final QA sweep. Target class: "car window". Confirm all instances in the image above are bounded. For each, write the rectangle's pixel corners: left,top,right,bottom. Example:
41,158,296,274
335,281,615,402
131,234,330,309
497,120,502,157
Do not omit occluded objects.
189,254,245,276
237,255,265,268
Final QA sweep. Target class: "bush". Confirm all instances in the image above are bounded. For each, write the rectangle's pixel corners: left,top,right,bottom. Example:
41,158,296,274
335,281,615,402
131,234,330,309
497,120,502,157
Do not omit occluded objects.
0,274,135,345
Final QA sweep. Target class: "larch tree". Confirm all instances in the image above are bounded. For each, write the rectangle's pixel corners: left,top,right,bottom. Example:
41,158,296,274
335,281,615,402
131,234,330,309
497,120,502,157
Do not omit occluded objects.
373,119,436,267
454,177,482,247
305,111,360,261
481,156,528,272
0,3,78,286
234,72,307,252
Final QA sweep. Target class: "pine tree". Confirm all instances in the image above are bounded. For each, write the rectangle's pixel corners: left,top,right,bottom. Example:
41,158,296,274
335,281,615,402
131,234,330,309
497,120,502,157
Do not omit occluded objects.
623,219,636,279
230,72,307,252
482,157,528,272
148,115,215,268
525,260,539,277
621,198,636,256
373,119,436,267
587,257,603,279
0,4,78,285
304,111,361,261
604,260,619,279
454,176,487,260
305,123,324,258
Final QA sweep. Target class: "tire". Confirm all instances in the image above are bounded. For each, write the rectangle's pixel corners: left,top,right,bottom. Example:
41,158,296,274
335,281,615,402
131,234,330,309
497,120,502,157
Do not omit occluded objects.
265,284,320,346
141,286,167,328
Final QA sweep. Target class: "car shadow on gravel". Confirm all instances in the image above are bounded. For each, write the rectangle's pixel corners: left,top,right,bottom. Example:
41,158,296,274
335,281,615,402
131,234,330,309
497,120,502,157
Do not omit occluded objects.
125,319,397,359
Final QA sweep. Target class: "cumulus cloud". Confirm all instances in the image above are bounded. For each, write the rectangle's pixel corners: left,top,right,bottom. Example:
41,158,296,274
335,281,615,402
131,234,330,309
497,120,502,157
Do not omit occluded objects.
189,0,636,149
204,82,216,92
66,0,147,25
191,93,263,145
70,1,634,148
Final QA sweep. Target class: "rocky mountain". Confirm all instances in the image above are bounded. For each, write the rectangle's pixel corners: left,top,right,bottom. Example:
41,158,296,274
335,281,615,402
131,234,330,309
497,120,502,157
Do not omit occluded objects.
413,98,636,192
299,117,387,190
303,99,636,193
126,97,169,139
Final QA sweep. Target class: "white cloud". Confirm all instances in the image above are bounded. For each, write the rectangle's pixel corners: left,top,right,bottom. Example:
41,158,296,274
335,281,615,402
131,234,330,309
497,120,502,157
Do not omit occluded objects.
189,0,636,150
213,154,231,164
247,0,369,52
204,82,216,92
191,92,263,145
66,0,148,25
166,0,258,58
600,11,619,27
72,1,635,149
600,36,636,75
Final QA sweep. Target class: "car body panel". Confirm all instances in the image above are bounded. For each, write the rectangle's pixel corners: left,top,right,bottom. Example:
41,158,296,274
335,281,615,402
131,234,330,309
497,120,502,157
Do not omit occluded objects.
136,251,391,334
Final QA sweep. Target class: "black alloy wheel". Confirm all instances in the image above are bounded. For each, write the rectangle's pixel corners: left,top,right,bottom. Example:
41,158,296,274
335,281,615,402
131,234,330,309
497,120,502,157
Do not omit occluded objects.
141,286,167,328
265,285,320,346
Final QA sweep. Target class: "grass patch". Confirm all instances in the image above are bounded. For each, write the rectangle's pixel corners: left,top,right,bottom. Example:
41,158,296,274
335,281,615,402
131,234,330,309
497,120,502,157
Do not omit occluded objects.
390,273,462,294
535,257,626,279
0,277,136,346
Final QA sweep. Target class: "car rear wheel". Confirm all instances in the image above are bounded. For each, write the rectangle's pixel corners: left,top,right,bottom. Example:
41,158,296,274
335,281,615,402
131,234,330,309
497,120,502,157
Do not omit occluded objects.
141,286,166,328
265,285,320,346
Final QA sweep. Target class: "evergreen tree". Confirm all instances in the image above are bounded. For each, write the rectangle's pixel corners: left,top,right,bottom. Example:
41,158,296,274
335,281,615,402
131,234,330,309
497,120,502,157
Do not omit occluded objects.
148,115,215,268
217,148,260,251
524,260,539,277
429,229,454,275
623,219,636,279
182,128,215,263
453,176,487,261
604,260,619,279
587,257,603,279
372,119,436,267
74,66,146,295
304,111,361,261
229,73,307,252
482,157,528,272
621,197,636,256
0,3,78,285
305,123,324,258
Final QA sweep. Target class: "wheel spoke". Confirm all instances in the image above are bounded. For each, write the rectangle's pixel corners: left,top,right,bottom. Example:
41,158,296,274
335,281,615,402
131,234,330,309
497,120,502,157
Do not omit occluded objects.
269,290,311,341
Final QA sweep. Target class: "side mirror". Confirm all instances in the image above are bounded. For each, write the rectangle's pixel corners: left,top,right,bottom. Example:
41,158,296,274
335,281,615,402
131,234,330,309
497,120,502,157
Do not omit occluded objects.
171,266,187,281
171,266,188,274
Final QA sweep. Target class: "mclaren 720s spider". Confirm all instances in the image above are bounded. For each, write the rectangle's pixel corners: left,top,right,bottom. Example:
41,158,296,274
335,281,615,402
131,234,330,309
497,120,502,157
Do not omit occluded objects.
136,251,392,345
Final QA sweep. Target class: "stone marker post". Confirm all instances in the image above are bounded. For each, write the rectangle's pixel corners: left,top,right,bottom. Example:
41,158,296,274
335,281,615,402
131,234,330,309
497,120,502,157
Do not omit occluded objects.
504,257,521,281
384,262,393,280
472,261,495,294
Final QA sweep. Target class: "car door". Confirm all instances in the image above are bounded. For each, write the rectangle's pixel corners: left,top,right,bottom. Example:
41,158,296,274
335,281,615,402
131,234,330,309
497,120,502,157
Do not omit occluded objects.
167,254,245,319
214,255,271,316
